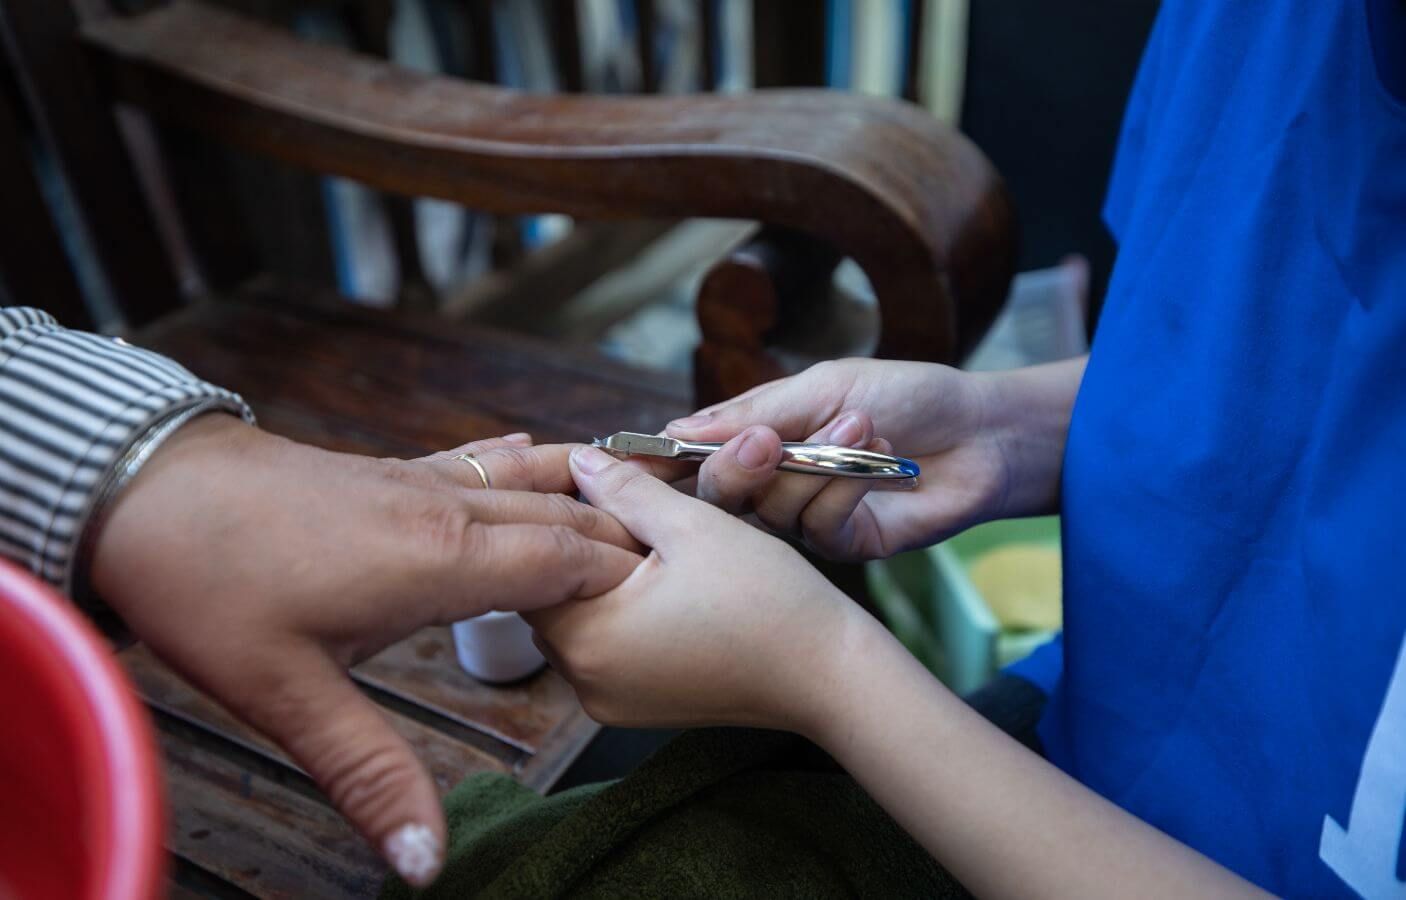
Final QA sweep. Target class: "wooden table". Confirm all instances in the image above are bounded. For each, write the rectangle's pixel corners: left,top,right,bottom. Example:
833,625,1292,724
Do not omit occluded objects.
127,288,691,898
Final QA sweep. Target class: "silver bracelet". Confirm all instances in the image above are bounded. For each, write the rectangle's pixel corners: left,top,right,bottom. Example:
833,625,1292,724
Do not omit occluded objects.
69,397,247,608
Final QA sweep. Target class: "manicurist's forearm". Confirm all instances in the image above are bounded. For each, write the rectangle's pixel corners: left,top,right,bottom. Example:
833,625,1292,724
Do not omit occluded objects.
969,355,1087,520
803,613,1267,900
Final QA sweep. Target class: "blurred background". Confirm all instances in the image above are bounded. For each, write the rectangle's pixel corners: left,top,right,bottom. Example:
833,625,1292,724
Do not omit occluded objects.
6,0,1158,377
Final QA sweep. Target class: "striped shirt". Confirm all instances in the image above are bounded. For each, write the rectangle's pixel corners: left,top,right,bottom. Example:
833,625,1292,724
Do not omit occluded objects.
0,307,252,595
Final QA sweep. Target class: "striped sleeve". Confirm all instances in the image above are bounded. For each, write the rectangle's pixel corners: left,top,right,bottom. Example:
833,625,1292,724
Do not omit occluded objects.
0,307,254,594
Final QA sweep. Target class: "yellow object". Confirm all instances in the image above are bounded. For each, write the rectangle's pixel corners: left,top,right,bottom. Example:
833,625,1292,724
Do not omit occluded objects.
967,544,1062,632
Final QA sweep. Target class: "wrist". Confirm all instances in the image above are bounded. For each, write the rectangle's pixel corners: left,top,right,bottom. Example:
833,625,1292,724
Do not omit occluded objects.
88,414,263,614
968,356,1086,520
790,603,903,746
798,607,965,765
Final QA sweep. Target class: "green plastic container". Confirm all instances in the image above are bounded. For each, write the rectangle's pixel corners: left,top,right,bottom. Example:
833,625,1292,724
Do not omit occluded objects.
866,517,1061,696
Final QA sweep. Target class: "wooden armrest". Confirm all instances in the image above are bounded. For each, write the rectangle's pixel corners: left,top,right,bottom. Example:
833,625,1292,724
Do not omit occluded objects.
81,0,1014,362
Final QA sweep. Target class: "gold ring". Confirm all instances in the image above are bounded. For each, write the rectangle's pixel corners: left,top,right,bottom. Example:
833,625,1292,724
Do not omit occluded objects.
453,452,492,489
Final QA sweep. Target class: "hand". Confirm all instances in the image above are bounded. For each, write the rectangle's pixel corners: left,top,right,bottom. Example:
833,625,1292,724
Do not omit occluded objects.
531,448,1265,900
657,357,1083,561
526,445,861,735
654,359,1001,561
92,418,643,887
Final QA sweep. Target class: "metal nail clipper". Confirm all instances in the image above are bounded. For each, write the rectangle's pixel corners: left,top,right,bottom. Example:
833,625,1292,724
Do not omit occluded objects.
592,432,920,487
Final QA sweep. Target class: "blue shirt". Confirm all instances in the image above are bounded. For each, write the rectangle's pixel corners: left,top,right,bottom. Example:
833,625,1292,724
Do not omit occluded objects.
1012,2,1406,895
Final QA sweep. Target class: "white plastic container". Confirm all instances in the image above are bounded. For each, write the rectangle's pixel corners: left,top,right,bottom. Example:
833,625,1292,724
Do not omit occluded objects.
451,611,545,684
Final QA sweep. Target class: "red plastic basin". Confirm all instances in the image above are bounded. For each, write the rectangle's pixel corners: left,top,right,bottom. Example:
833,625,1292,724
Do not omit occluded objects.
0,560,165,900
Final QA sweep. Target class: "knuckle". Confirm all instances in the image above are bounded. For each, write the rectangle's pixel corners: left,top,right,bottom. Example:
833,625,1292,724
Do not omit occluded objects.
483,446,537,489
797,505,823,539
544,524,590,566
234,662,318,736
755,498,802,537
458,437,499,455
798,498,838,538
417,501,481,567
318,741,420,821
545,492,596,533
601,464,651,502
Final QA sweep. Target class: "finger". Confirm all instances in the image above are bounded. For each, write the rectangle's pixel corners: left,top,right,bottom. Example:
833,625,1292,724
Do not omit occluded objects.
442,522,644,615
618,452,694,484
798,437,887,560
569,445,726,549
684,377,780,419
665,373,846,442
461,488,641,551
425,433,530,466
751,411,873,536
604,424,705,484
429,441,586,494
438,433,533,457
695,426,784,514
244,649,446,887
422,434,531,490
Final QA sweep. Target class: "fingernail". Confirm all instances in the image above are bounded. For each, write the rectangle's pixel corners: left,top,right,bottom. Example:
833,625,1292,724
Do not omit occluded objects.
736,429,772,469
571,444,614,475
828,414,863,446
667,414,712,431
385,823,442,887
503,432,532,445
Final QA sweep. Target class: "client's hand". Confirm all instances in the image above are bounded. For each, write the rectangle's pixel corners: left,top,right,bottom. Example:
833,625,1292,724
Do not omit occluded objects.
527,446,859,734
92,418,642,886
656,357,1082,561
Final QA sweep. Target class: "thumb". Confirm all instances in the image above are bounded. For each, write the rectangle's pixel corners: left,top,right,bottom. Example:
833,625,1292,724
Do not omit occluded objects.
695,425,784,514
569,445,722,549
247,649,446,887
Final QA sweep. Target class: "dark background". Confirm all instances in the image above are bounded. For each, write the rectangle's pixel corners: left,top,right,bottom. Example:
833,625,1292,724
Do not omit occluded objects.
962,0,1161,329
754,0,1164,332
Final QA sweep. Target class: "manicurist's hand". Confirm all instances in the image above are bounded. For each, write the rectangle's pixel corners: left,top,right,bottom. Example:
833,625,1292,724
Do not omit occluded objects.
526,445,862,734
91,418,643,887
659,357,1087,561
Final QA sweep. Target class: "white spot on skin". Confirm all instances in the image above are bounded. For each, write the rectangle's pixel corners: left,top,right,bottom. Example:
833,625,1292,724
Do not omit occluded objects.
384,823,442,886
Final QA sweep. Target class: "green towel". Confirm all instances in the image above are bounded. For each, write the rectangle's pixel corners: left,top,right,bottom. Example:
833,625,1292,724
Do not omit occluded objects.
381,727,967,899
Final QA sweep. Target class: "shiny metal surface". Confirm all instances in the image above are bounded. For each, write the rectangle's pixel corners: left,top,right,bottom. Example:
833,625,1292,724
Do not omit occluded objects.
593,432,920,484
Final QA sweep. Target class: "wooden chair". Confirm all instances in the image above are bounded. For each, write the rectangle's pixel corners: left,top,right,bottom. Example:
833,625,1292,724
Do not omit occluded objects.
166,0,690,318
0,2,1014,895
147,1,959,328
